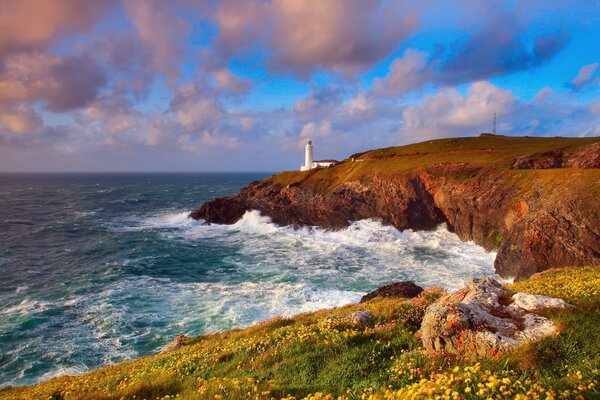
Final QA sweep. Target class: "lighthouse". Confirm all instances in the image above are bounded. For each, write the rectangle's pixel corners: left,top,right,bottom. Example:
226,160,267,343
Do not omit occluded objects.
300,138,337,171
301,139,314,171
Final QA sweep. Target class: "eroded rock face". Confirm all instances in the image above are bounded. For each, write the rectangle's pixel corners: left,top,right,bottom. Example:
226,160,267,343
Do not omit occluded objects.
419,277,572,359
360,281,424,303
191,142,600,280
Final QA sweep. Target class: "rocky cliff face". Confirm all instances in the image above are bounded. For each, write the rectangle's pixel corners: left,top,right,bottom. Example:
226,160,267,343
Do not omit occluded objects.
191,136,600,280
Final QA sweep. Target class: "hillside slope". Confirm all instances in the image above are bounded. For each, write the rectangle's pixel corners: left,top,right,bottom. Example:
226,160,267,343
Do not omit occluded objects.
192,135,600,280
2,265,599,399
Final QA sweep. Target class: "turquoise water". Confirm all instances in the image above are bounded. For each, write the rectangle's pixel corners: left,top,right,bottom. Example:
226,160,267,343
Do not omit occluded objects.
0,173,496,386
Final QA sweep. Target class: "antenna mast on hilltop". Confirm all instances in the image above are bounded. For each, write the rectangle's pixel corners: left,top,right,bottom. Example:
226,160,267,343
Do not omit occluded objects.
493,113,497,135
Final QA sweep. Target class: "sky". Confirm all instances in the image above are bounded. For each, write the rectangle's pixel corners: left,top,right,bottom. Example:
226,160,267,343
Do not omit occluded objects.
0,0,599,172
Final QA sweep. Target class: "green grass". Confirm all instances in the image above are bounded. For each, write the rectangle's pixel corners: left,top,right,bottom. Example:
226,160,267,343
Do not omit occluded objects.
2,267,600,399
269,135,600,195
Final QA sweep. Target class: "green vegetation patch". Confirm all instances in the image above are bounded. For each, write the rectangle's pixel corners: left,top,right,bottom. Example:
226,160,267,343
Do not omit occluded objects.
3,266,600,399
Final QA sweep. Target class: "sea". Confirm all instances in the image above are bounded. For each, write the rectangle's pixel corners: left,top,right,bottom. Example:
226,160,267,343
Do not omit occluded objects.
0,173,497,386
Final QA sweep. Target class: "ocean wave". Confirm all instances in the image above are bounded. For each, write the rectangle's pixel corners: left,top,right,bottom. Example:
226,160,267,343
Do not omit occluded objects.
1,208,496,386
124,209,497,290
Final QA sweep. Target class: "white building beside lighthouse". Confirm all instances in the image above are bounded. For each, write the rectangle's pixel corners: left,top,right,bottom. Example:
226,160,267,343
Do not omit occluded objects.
300,139,337,171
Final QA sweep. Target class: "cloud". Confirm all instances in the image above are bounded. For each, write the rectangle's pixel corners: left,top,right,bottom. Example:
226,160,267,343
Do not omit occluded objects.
124,0,189,81
77,93,140,138
439,5,569,85
0,51,106,113
170,83,224,134
372,4,569,98
294,86,346,122
569,62,599,91
0,103,43,135
0,0,115,59
211,68,252,96
372,50,432,97
214,0,419,77
399,81,515,139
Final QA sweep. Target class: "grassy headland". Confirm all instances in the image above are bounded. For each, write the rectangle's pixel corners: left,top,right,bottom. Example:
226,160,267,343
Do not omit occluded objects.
269,135,600,193
193,135,600,280
2,265,599,399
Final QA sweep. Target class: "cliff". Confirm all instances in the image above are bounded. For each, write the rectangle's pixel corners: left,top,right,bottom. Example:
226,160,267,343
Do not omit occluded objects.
191,135,600,280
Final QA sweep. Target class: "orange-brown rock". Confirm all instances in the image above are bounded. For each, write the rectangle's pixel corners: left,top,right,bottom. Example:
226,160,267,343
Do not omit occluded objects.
191,136,600,280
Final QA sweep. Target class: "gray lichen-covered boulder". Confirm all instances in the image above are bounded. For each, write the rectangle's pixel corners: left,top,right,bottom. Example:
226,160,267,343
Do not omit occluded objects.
419,277,572,359
350,310,373,327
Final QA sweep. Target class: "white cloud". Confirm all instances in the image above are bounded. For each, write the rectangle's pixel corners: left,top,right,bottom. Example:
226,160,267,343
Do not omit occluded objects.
570,62,599,90
372,50,431,97
399,81,515,139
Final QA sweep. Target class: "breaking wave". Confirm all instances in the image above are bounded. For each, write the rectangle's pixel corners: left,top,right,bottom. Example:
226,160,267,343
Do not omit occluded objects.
0,173,497,387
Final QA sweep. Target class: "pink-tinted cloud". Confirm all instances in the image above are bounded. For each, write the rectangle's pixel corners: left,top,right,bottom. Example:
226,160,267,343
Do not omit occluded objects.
0,103,43,135
124,0,189,81
0,0,115,58
0,51,106,112
214,0,419,76
170,83,224,134
211,68,252,96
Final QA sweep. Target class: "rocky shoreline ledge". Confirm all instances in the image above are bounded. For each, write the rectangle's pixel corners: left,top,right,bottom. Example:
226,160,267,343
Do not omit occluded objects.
191,135,600,280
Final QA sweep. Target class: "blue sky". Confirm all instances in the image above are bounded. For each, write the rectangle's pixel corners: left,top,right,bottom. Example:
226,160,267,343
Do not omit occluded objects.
0,0,599,172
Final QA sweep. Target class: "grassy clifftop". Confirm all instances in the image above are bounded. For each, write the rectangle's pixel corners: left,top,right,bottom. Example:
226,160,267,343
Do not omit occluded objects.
2,265,599,400
269,135,600,193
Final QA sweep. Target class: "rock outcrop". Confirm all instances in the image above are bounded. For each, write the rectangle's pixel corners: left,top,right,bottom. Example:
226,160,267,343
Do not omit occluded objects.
191,137,600,280
360,281,424,303
419,277,572,359
350,310,373,327
162,334,189,352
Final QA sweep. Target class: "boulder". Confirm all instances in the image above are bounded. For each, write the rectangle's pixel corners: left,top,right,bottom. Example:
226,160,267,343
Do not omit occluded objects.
349,311,373,327
162,334,189,353
420,277,572,359
360,281,424,303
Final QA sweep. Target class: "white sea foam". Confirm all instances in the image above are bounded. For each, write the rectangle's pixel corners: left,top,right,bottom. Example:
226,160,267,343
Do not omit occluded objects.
1,298,50,315
130,209,497,291
6,208,496,387
15,286,28,294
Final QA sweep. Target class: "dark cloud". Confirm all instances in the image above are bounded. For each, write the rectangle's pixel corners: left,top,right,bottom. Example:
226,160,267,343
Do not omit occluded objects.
374,4,569,98
439,11,568,85
0,51,107,113
45,55,107,112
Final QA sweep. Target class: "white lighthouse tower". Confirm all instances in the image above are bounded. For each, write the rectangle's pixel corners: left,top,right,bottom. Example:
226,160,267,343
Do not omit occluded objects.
300,138,314,171
300,138,337,171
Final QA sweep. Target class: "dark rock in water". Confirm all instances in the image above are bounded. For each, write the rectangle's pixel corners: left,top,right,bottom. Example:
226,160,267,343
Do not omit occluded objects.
350,311,373,327
162,334,189,353
419,277,572,359
360,281,424,303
